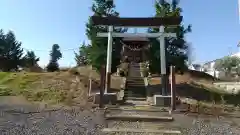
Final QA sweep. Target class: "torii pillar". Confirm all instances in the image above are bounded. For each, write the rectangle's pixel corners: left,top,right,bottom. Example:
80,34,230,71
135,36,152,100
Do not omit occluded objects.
158,26,167,96
105,26,113,93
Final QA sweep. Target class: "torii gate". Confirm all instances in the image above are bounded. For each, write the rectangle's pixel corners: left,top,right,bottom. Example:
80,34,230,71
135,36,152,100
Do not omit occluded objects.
91,0,182,106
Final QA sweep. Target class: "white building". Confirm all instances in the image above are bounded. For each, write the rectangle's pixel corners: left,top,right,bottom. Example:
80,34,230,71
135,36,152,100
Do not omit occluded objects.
202,60,220,78
188,64,204,72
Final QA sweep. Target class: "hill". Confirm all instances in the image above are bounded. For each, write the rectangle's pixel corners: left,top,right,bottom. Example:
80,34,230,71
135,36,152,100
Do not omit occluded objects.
149,70,240,106
0,66,125,106
0,68,239,107
0,66,100,105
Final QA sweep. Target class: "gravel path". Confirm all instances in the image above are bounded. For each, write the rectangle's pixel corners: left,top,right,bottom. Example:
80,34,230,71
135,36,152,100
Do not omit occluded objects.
0,98,240,135
105,114,240,135
180,116,240,135
0,104,106,135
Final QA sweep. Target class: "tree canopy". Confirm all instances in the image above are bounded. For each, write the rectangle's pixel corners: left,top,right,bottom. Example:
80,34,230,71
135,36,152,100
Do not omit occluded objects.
75,42,89,66
83,0,126,71
214,56,240,75
23,51,40,68
148,0,191,74
0,29,24,71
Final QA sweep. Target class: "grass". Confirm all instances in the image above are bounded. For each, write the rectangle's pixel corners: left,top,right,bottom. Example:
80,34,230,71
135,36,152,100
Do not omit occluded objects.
0,68,94,105
0,66,125,105
148,70,240,106
0,72,66,103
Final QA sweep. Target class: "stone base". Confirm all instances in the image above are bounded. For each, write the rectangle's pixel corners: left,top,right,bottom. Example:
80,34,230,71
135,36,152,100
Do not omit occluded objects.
94,93,117,105
153,95,171,107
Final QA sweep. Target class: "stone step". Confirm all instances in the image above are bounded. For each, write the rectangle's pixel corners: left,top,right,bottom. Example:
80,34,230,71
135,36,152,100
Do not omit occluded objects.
124,97,146,101
127,79,144,82
127,81,144,84
128,75,141,77
102,128,181,134
105,114,174,122
107,106,170,112
124,90,145,93
127,80,143,83
127,76,142,78
124,95,146,99
127,77,143,79
130,66,140,68
127,81,144,83
127,80,144,83
124,93,145,97
126,85,145,88
125,89,146,91
125,100,148,105
124,91,146,94
127,84,145,86
127,84,145,87
129,69,140,71
124,92,145,95
126,89,146,92
106,108,172,116
127,86,145,89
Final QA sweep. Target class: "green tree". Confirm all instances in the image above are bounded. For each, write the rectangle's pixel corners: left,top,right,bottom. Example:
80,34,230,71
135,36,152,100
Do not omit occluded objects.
50,44,62,62
22,51,40,67
0,30,24,71
215,56,240,76
148,0,191,74
46,44,62,72
74,42,89,66
84,0,126,71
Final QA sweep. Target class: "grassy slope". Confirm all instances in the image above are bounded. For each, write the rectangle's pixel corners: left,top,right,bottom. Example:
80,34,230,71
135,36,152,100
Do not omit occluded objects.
149,70,240,106
0,66,98,105
0,72,79,104
0,66,124,105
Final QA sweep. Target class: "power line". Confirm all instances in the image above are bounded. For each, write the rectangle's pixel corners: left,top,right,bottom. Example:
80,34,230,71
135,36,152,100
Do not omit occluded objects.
22,47,79,52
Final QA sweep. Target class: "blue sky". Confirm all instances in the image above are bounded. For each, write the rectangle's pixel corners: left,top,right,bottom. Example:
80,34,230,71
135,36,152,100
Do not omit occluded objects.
1,0,240,67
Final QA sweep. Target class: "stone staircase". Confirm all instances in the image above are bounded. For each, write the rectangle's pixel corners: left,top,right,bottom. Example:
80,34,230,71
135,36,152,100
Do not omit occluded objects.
101,106,182,134
100,62,182,134
124,62,146,100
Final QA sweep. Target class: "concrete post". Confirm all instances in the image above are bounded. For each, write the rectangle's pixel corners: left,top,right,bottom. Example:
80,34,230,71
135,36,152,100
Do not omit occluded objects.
105,26,113,93
158,26,167,96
